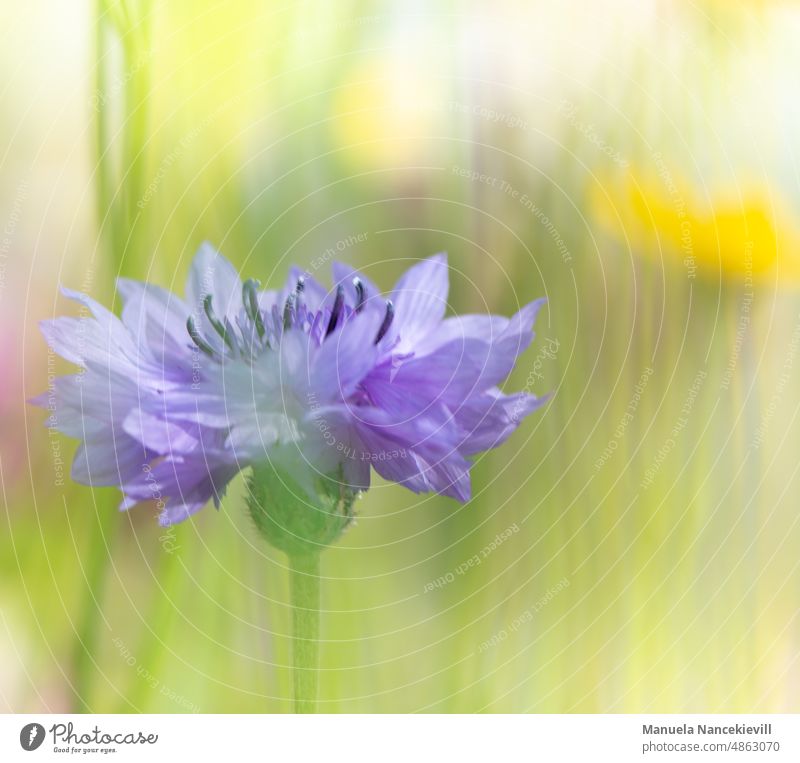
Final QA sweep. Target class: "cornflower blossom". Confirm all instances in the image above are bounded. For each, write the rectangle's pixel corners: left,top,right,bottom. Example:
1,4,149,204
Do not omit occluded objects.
35,244,548,526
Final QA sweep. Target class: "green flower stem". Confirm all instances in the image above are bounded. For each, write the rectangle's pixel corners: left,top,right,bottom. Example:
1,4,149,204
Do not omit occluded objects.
72,493,119,712
94,5,114,249
288,553,321,714
123,546,183,711
71,0,154,713
70,1,121,713
120,3,151,259
246,464,352,712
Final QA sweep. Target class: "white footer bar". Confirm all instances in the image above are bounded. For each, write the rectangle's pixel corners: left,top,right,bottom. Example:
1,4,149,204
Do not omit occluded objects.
1,714,798,762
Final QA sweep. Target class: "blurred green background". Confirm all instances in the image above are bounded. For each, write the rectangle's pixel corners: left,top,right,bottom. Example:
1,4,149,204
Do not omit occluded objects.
2,0,800,712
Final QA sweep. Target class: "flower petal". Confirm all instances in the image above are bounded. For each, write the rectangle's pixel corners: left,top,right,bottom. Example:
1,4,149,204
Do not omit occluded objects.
455,389,550,454
117,279,191,350
309,310,381,402
122,409,199,455
390,253,449,348
477,298,547,387
413,314,509,357
124,456,239,526
184,242,243,321
72,433,150,487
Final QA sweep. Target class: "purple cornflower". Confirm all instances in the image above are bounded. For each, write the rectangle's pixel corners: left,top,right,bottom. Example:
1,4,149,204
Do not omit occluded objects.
34,243,548,526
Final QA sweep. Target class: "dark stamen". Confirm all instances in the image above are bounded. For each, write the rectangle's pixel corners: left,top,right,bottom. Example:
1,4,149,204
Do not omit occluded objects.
325,284,345,337
283,278,306,330
203,294,235,351
243,279,266,339
374,300,394,344
186,315,215,358
353,277,365,313
224,317,239,354
283,293,295,330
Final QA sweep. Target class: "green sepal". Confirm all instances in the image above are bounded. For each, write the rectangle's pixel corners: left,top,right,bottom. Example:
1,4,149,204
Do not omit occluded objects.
246,461,358,555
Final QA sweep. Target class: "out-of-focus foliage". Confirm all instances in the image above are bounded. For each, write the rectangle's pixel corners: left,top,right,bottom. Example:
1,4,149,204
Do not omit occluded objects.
2,0,800,713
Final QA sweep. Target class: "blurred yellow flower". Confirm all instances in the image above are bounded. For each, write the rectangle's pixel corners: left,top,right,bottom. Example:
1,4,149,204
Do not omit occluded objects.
330,56,443,170
591,167,800,283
